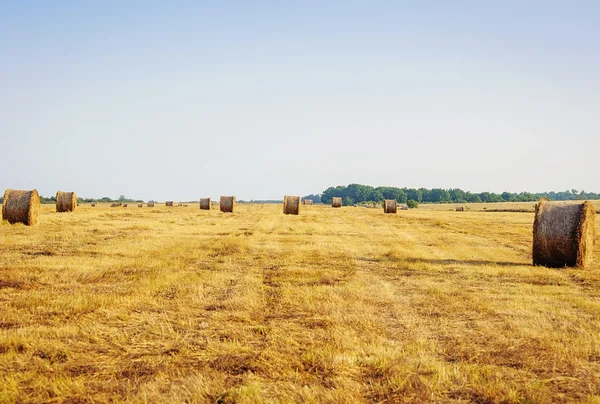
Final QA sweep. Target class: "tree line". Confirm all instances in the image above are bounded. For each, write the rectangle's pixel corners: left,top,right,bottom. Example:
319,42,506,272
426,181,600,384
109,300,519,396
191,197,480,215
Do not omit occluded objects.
318,184,600,206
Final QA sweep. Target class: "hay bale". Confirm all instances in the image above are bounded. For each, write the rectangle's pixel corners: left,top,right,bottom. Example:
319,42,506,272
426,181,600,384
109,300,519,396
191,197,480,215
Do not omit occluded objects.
147,202,155,207
138,203,143,208
56,191,77,212
456,206,465,212
177,203,183,207
304,199,313,205
200,198,211,210
283,196,300,215
332,197,342,208
123,203,128,208
220,196,235,213
165,201,174,207
91,203,96,207
110,203,117,207
2,189,40,226
533,200,596,268
383,200,397,214
400,204,408,210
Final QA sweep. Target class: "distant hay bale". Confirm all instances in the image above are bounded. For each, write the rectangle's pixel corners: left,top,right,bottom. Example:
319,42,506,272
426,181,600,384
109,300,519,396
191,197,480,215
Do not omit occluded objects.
147,202,155,207
56,191,77,212
200,198,211,210
220,196,235,213
383,200,397,214
123,203,128,208
91,203,96,207
304,199,313,205
110,203,117,207
165,201,174,207
283,196,300,215
456,206,465,212
2,189,40,226
332,197,342,208
533,200,596,268
177,203,183,207
400,204,408,210
138,203,143,208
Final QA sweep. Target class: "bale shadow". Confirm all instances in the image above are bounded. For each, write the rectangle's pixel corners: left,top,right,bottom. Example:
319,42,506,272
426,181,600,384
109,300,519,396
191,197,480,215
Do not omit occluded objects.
402,257,527,267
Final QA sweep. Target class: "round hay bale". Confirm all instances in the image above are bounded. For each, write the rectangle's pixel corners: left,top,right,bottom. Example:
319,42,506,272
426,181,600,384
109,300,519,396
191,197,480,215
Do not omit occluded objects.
56,191,77,212
220,196,235,213
177,203,183,207
138,203,143,208
147,202,155,207
332,197,342,208
200,198,211,210
123,203,128,208
304,199,313,205
533,200,596,268
383,200,397,214
2,189,40,226
283,196,300,215
91,203,96,207
456,206,465,212
400,204,409,210
165,201,174,207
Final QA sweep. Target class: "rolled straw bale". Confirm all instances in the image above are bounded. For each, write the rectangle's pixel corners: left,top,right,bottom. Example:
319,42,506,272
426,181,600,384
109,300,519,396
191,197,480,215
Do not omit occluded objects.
383,200,397,214
165,201,174,207
456,206,465,212
200,198,211,210
123,203,128,208
332,197,342,208
283,196,300,215
400,204,408,210
56,191,77,212
220,196,235,213
138,203,143,208
147,202,155,207
91,203,96,207
533,200,596,268
178,203,183,207
110,203,117,207
304,199,313,205
2,189,40,226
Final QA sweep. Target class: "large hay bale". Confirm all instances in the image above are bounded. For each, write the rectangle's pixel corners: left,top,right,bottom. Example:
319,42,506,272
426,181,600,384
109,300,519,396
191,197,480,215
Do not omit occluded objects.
165,201,174,207
400,204,408,210
200,198,211,210
91,203,96,207
147,202,155,207
56,191,77,212
138,203,143,208
110,203,117,207
283,196,300,215
177,203,183,207
456,206,465,212
383,200,397,214
2,189,40,226
533,200,596,268
332,197,342,208
123,203,128,208
304,199,313,205
220,196,235,213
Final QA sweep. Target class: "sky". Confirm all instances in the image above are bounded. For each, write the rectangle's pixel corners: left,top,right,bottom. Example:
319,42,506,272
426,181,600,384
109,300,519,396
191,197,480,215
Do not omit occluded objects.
1,1,599,201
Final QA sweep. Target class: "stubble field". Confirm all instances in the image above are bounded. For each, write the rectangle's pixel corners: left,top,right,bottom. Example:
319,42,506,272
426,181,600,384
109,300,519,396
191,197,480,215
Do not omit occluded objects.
1,203,600,403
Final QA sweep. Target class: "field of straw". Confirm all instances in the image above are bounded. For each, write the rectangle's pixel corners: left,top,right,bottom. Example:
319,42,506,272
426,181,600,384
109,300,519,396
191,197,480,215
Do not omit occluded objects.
1,203,600,403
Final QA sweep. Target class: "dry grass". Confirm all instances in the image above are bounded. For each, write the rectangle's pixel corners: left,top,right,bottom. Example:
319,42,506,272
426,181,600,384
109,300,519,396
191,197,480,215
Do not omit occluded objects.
1,203,600,402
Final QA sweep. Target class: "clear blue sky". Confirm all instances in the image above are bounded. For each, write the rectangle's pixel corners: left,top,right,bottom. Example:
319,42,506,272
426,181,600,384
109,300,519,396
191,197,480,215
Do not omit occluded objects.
1,1,599,201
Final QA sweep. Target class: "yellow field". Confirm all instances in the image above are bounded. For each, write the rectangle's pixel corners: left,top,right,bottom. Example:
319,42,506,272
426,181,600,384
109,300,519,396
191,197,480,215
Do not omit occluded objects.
1,203,600,403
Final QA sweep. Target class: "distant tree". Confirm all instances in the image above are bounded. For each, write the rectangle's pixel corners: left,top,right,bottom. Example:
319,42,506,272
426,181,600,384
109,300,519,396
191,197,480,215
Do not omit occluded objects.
343,196,354,206
407,200,418,209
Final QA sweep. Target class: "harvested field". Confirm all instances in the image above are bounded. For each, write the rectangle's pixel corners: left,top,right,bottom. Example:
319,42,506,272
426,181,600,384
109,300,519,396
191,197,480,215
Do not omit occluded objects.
1,203,599,402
